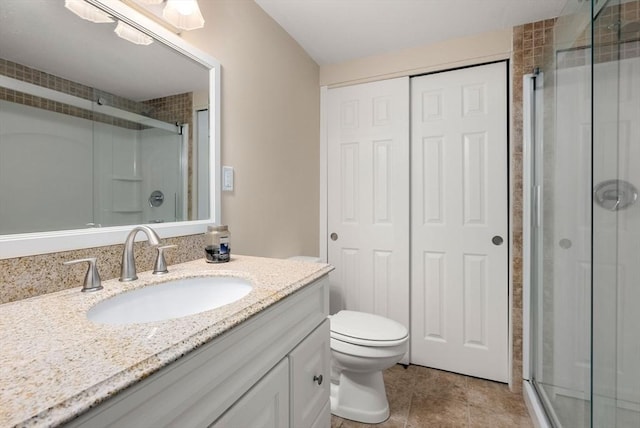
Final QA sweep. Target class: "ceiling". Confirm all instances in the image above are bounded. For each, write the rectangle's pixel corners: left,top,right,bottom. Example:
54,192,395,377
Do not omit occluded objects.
254,0,569,65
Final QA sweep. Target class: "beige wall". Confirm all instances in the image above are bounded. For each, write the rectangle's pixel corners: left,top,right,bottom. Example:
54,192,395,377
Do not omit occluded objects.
183,0,321,259
320,28,512,87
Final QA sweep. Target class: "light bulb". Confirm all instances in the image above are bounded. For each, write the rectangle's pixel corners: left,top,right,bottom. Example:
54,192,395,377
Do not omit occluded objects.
114,21,154,45
64,0,114,23
162,0,204,30
173,1,196,15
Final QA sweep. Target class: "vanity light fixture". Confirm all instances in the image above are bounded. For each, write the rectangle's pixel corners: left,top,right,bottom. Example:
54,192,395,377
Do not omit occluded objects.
162,0,205,31
64,0,114,23
114,20,154,45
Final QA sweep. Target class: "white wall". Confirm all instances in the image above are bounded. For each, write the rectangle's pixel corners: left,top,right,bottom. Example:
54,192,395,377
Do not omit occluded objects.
320,28,512,87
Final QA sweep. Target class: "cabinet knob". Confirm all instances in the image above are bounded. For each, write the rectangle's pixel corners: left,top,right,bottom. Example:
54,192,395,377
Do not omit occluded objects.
313,374,323,385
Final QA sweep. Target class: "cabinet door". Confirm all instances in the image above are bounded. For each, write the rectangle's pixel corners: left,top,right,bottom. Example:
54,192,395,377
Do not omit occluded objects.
310,401,331,428
211,358,289,428
290,319,330,428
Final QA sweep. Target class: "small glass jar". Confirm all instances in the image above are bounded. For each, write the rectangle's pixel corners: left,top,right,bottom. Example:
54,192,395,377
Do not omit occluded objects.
204,224,230,263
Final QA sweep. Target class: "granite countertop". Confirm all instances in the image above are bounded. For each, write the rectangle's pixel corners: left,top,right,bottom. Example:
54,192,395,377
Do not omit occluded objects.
0,255,333,428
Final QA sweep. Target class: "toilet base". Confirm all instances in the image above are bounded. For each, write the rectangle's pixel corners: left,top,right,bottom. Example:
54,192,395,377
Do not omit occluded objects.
330,369,390,424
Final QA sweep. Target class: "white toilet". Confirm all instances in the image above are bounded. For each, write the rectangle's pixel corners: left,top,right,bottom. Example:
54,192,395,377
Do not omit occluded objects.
287,256,409,424
329,310,408,424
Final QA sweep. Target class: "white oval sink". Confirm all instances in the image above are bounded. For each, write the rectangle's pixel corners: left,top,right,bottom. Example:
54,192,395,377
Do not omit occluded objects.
87,276,253,325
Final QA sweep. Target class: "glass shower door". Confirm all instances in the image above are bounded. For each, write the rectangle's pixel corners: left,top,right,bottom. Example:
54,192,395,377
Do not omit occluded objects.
592,1,640,426
529,1,593,426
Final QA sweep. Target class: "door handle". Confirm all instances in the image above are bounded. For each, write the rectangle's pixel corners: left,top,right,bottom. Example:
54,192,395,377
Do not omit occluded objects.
330,233,338,241
492,236,504,246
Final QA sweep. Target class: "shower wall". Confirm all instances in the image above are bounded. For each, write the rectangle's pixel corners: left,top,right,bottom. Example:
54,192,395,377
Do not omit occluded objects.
0,99,182,233
0,100,93,234
0,60,195,223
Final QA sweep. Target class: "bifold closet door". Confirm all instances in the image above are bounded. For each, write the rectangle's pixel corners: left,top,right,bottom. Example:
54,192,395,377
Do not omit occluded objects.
410,62,509,382
326,77,410,363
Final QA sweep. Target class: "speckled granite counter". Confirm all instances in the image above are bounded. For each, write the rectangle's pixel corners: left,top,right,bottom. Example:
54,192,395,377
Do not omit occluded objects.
0,255,333,427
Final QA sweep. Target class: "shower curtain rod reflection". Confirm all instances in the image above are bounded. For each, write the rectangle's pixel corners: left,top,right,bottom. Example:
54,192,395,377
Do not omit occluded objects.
0,74,179,133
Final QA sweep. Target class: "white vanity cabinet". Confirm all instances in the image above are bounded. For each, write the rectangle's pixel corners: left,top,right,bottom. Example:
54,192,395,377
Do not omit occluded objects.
211,358,290,428
290,319,331,428
67,276,330,428
212,319,330,428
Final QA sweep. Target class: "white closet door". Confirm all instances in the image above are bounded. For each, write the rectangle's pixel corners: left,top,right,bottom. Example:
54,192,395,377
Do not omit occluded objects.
326,77,410,362
410,62,508,382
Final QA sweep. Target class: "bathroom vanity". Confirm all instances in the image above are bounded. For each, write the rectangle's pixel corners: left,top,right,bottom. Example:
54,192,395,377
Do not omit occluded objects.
0,256,332,427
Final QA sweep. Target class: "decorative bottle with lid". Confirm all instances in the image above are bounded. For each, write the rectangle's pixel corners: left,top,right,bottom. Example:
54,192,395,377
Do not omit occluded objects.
205,225,230,263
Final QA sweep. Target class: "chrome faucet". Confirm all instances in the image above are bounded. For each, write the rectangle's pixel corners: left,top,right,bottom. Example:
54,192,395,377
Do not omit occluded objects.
64,257,103,292
120,225,161,282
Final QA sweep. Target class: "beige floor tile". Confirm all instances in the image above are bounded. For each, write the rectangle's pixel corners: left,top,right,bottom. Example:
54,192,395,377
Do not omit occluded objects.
330,364,532,428
412,366,469,403
467,376,527,415
406,395,469,427
332,415,406,428
469,403,533,428
337,418,370,428
331,415,344,428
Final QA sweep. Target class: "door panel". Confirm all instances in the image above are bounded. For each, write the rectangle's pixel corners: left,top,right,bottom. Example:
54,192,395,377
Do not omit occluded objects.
326,77,410,363
410,62,508,382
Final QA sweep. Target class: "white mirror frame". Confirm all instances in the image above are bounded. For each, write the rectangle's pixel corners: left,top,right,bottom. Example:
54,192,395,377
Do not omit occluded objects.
0,0,221,260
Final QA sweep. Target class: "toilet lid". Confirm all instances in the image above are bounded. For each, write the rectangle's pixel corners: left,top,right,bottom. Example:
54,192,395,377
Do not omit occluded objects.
330,311,408,346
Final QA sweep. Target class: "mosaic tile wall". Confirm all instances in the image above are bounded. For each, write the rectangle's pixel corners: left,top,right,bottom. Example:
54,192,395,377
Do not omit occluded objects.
594,0,640,61
0,59,193,146
511,18,556,394
1,59,145,129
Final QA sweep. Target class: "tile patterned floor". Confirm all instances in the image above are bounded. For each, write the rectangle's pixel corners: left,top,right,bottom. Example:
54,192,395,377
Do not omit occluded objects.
331,364,533,428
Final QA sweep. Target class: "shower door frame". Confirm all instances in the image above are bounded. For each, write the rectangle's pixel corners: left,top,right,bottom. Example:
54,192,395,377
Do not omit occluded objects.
522,70,557,428
524,47,596,427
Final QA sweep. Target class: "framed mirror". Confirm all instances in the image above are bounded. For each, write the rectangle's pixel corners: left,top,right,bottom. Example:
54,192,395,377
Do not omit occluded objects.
0,0,220,258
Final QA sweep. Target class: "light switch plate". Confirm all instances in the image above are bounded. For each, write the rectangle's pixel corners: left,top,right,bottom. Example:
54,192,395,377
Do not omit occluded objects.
222,166,234,192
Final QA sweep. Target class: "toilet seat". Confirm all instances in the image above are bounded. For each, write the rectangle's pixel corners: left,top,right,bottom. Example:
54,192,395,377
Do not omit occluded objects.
330,310,408,347
330,331,407,347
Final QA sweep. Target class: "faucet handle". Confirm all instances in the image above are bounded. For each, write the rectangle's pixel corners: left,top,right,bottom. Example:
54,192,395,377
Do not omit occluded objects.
64,257,103,292
153,245,177,275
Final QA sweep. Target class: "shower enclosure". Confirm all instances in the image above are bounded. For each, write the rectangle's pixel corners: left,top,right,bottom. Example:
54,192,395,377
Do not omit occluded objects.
0,75,189,234
525,0,640,426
